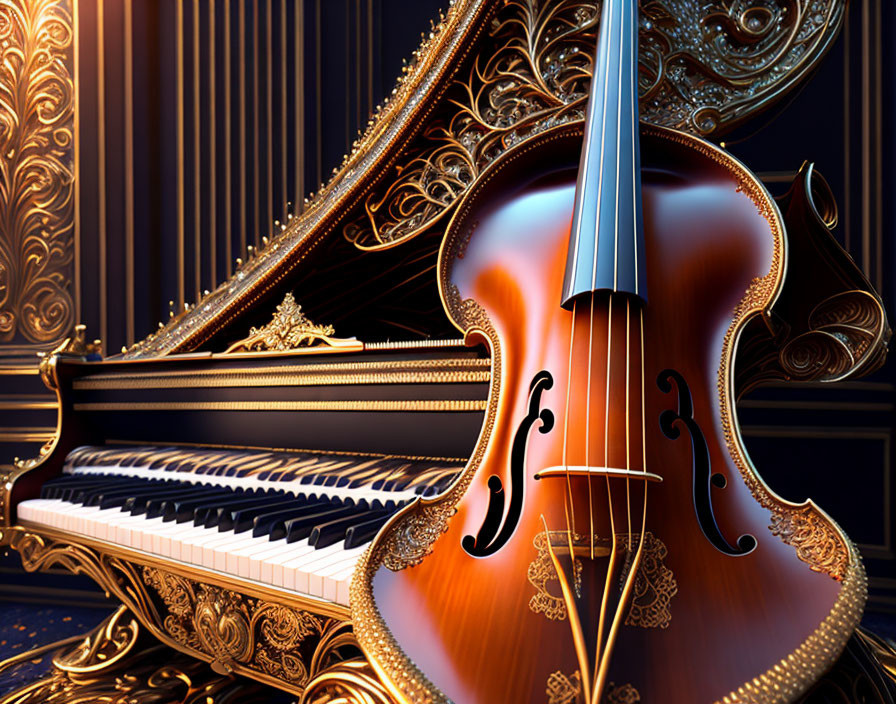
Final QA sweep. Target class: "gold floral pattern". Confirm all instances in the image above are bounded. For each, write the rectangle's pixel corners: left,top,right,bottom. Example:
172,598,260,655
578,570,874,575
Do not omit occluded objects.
624,532,677,630
0,0,75,344
606,682,640,704
546,669,582,704
143,566,339,686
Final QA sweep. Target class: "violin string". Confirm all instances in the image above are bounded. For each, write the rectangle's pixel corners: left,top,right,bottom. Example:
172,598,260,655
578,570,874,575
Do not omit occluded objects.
625,298,632,550
594,0,623,677
597,307,651,701
587,292,595,560
595,294,617,677
586,0,615,569
562,299,578,547
596,3,635,693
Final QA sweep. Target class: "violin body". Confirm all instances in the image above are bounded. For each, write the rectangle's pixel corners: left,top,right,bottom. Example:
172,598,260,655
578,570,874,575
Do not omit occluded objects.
352,124,864,703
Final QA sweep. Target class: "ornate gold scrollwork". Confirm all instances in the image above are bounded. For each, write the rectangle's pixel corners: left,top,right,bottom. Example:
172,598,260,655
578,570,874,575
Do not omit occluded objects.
224,292,357,353
639,0,843,135
0,0,76,344
143,564,353,688
779,290,889,383
343,0,595,250
0,605,282,704
546,669,582,704
51,605,140,674
5,526,392,699
343,0,845,251
606,682,641,703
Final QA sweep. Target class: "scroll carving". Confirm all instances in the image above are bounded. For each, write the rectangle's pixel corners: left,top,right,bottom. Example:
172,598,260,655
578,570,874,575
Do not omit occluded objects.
5,527,390,699
143,565,345,686
0,0,75,344
779,290,889,383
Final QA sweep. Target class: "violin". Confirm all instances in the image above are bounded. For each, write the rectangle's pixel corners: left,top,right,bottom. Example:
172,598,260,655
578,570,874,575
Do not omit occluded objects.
352,2,864,702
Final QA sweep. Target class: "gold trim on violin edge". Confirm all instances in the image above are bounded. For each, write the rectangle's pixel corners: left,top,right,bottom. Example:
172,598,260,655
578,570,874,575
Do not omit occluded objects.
350,122,865,704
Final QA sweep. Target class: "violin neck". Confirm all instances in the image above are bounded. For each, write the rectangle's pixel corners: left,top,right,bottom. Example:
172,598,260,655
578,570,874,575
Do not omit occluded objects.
562,0,646,308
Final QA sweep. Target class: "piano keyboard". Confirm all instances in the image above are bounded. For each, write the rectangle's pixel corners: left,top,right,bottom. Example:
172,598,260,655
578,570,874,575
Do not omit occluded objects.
17,445,463,606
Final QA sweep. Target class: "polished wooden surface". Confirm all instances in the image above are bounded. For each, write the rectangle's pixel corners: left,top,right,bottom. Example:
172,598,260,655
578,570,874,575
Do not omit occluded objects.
368,129,846,703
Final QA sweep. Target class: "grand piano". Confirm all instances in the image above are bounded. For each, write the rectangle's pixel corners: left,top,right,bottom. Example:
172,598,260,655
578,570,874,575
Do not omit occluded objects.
1,1,893,702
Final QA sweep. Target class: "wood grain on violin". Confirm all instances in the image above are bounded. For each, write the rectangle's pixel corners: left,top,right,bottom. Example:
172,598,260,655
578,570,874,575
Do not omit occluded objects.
351,2,865,702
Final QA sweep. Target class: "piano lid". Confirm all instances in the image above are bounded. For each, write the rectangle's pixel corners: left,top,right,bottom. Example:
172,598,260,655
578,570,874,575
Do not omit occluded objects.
122,0,846,360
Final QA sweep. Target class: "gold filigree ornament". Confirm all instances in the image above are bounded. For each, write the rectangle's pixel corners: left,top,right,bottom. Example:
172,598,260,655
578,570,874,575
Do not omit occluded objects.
224,292,358,353
546,669,582,704
343,0,845,251
4,525,396,700
0,605,282,704
0,0,75,344
605,682,641,704
624,531,677,630
528,529,676,629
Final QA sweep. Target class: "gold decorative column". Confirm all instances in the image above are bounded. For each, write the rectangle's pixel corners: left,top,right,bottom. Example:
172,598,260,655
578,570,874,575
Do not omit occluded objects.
0,0,74,463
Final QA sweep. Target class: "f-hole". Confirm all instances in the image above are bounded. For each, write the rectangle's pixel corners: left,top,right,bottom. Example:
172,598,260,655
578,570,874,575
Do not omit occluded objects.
657,369,756,556
462,370,554,557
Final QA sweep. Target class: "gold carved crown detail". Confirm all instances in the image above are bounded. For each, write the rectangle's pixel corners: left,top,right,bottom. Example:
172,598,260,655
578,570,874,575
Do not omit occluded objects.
225,293,347,353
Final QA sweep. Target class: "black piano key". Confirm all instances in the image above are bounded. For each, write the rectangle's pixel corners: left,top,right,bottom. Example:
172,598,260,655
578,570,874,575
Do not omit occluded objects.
228,499,300,533
123,487,195,515
214,495,289,532
344,513,394,549
251,499,337,538
146,487,234,519
159,490,240,523
71,478,156,505
309,509,389,549
284,506,357,544
80,478,170,506
40,475,107,499
192,491,259,526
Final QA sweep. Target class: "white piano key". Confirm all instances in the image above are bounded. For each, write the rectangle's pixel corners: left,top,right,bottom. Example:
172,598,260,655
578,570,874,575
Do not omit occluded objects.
334,564,356,606
318,552,364,601
305,547,366,597
282,543,351,592
266,541,316,586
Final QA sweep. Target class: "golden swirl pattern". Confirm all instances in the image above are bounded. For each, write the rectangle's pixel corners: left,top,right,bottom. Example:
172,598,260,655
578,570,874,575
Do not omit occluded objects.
342,0,845,251
0,0,74,344
780,290,889,383
143,566,342,686
0,606,283,704
5,527,374,698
